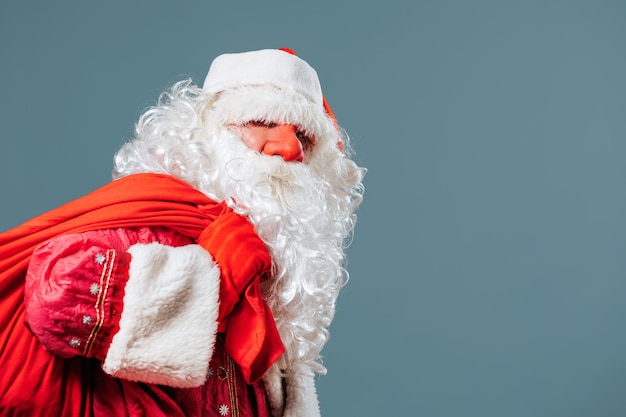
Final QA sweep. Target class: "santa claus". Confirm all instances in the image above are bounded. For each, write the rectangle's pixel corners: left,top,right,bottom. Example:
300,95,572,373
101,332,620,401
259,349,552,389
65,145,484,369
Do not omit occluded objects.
0,48,364,417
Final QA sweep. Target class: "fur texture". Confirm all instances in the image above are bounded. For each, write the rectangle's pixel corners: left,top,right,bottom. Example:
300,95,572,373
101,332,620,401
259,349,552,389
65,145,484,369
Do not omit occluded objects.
203,49,323,106
103,242,220,388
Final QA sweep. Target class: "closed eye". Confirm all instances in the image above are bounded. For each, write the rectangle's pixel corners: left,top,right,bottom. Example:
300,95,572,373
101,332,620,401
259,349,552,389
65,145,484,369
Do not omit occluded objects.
247,120,277,128
296,130,315,151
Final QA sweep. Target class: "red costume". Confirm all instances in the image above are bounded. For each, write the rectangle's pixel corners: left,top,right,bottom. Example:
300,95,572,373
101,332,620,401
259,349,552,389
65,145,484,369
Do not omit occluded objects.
0,173,283,416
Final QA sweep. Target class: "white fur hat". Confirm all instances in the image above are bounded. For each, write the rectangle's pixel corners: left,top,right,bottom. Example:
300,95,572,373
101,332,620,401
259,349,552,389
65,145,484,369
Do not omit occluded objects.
203,49,323,107
202,49,338,145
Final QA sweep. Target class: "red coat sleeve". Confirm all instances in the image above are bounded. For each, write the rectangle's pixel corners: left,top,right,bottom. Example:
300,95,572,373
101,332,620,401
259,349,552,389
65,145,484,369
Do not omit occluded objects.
24,227,192,360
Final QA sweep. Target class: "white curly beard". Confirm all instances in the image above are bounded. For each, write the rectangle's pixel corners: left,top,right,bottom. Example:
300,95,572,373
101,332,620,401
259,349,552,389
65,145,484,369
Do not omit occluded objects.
112,80,364,376
188,126,360,375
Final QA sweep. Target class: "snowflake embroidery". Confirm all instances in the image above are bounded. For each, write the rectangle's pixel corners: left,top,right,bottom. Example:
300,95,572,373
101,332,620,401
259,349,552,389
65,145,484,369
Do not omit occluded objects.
69,338,81,348
94,253,106,265
206,367,214,378
83,315,93,325
218,404,229,416
89,283,100,296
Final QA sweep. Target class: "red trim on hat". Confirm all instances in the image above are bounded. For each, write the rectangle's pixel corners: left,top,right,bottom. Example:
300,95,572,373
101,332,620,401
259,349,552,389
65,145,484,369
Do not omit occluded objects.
278,47,297,56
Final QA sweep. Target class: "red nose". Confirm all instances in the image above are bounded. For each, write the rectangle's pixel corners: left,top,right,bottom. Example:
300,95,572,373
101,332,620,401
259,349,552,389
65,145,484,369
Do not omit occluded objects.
260,124,304,162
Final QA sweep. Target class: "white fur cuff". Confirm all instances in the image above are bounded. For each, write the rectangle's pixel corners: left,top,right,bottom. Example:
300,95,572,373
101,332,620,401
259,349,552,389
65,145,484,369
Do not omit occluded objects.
264,363,322,417
102,242,220,388
283,368,321,417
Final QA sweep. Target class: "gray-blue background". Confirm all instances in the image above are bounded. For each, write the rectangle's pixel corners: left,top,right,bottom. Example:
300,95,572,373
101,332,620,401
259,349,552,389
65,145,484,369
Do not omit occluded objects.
1,1,625,416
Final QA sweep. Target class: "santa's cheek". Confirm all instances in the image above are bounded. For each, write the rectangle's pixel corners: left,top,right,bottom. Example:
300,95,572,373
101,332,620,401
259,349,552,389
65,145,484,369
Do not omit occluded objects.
238,129,266,152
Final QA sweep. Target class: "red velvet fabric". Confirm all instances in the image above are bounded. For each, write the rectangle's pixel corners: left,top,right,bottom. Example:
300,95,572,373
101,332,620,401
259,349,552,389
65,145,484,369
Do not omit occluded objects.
0,173,284,415
24,234,132,361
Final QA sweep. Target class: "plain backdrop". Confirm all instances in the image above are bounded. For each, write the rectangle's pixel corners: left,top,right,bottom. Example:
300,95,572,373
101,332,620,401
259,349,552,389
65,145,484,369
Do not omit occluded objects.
1,1,626,416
